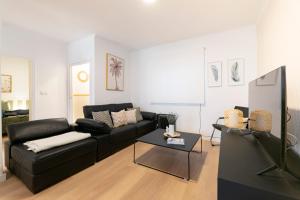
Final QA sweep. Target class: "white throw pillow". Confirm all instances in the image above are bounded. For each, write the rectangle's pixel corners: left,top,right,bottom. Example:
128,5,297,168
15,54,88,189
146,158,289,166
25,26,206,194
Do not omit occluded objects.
111,110,127,128
125,109,137,124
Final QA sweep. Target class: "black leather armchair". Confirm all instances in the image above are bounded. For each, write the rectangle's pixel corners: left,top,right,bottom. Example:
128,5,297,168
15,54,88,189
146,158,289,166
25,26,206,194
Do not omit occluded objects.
210,106,249,146
76,103,157,161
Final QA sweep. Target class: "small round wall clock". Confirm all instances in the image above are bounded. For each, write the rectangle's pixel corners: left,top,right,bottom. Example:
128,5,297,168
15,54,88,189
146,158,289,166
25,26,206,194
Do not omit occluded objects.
77,71,89,83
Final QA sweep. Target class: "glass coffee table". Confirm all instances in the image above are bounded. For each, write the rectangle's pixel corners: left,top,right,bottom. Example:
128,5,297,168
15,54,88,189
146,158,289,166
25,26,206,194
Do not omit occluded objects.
133,128,202,180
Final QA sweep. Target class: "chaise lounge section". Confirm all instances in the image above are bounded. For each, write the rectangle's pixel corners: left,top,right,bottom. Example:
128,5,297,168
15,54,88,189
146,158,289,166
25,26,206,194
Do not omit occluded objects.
5,118,97,193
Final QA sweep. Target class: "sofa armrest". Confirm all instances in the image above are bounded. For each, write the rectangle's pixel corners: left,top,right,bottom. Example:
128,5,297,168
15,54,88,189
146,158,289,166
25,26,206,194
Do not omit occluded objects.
75,118,111,135
141,111,157,121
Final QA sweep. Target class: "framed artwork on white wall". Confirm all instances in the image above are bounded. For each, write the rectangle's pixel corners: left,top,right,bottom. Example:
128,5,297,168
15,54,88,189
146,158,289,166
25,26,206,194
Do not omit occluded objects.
207,62,222,87
228,58,245,86
106,53,125,91
1,74,12,93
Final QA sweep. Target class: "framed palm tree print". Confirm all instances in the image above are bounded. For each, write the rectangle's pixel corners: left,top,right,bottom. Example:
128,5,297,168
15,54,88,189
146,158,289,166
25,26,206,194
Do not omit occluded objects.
106,53,124,91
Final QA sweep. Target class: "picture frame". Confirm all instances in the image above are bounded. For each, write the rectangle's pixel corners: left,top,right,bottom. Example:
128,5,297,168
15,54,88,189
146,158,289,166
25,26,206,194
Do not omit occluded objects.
207,61,222,87
228,58,245,86
106,53,125,91
1,74,12,93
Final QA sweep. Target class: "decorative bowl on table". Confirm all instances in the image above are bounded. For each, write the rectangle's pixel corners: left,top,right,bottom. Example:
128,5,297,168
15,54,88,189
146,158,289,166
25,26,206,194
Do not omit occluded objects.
163,132,181,138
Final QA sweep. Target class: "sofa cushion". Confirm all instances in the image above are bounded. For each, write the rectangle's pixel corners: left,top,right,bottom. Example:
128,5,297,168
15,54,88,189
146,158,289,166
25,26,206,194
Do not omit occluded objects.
11,138,97,175
127,107,143,121
92,110,113,128
111,110,127,128
125,109,137,124
135,120,155,138
110,124,136,145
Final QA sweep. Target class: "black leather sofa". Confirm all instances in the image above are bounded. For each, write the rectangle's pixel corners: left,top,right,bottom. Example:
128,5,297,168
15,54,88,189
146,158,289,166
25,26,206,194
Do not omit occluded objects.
5,118,97,193
76,103,157,161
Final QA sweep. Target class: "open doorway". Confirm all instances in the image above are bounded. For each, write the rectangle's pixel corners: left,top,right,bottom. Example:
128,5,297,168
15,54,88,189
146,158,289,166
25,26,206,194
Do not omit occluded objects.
1,57,32,136
70,62,91,123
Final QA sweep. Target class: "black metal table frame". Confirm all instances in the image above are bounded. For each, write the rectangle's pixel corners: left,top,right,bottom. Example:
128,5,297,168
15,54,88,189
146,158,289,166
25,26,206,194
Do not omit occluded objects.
133,135,202,181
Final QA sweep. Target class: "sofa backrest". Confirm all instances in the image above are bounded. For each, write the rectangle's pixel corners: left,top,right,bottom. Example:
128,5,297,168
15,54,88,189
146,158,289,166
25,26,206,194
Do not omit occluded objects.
7,118,71,144
83,103,133,119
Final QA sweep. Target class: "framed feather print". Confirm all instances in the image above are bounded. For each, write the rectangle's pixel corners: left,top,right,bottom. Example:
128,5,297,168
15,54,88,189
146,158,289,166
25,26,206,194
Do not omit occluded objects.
228,58,245,86
207,62,222,87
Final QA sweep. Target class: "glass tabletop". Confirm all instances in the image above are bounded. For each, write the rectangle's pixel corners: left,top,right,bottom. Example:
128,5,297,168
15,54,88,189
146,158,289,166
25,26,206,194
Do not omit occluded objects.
136,129,201,152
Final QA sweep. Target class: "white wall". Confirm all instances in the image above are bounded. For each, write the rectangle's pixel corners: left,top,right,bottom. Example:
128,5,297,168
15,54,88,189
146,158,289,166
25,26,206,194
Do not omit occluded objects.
130,41,205,105
94,36,131,104
1,57,30,109
257,0,300,150
130,26,257,137
1,23,68,119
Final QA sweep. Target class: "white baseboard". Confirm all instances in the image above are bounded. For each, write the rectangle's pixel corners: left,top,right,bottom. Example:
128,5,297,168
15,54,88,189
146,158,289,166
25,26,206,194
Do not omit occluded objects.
0,173,6,182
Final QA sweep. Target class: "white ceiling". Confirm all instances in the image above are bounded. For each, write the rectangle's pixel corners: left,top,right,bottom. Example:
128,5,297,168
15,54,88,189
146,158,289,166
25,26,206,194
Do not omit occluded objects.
0,0,266,49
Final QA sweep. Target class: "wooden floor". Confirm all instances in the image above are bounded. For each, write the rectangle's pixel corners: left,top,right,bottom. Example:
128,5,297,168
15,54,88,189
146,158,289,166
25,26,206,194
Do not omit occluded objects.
0,140,219,200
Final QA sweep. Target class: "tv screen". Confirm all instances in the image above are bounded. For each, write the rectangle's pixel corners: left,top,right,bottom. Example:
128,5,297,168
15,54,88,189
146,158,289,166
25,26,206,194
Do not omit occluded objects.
249,66,287,170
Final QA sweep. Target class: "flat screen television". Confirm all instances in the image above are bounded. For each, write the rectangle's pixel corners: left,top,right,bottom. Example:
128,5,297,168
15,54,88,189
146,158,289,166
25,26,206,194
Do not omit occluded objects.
248,66,287,174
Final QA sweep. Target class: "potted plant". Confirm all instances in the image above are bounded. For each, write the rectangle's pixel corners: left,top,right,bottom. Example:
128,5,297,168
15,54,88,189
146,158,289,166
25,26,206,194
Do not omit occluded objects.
167,113,178,135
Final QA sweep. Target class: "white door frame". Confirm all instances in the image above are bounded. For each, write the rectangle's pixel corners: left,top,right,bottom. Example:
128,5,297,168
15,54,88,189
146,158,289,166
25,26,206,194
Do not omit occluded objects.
67,61,92,123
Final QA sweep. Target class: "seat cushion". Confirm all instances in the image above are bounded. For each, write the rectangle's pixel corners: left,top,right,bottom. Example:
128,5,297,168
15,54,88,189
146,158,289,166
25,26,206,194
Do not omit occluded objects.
212,124,225,131
135,120,155,138
110,124,136,145
11,138,97,175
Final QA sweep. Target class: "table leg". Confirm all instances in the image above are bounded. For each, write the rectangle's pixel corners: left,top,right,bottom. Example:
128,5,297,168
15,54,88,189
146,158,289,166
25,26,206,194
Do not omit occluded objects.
187,152,190,180
201,135,203,153
133,142,136,163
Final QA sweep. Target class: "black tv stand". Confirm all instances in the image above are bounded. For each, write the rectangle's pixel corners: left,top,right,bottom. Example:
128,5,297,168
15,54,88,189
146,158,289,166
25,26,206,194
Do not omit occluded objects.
218,128,300,200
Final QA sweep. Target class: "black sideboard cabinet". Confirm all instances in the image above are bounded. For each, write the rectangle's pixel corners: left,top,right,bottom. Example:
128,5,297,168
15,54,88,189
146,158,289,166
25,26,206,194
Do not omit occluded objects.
218,128,300,200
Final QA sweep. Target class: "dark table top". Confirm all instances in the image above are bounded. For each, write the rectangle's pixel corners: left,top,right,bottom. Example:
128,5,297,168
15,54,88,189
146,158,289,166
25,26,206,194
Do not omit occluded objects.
136,129,201,152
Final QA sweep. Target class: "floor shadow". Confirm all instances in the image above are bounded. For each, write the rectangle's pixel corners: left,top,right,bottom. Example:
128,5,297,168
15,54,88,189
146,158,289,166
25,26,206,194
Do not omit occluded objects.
135,144,207,181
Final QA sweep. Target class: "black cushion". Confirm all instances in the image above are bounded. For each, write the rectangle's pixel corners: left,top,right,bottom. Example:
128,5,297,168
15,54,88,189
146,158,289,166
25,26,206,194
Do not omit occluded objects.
136,120,155,138
213,124,225,131
110,124,136,145
76,118,111,135
83,103,133,119
11,138,97,175
7,118,70,145
3,111,18,117
16,109,29,115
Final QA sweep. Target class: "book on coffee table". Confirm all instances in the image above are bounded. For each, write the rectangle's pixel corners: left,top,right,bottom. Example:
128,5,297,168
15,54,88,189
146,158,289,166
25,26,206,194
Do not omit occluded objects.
167,138,185,145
